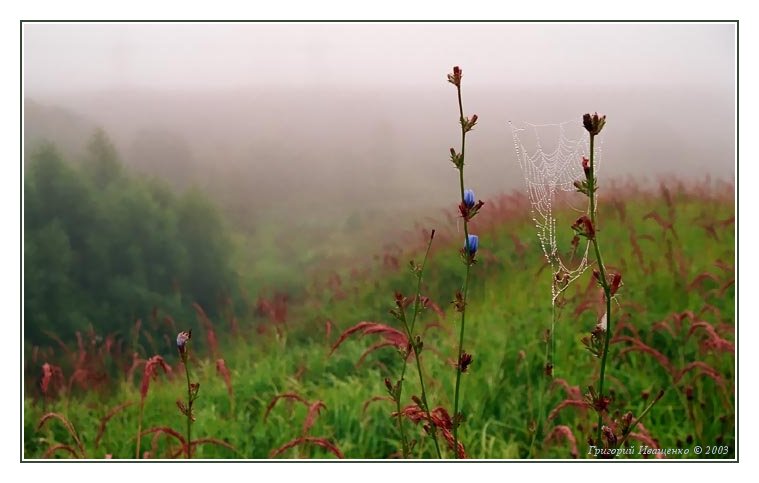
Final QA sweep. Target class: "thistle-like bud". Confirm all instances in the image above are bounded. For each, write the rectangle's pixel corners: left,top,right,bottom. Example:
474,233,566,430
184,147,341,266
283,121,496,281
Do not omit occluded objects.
384,377,394,396
447,66,462,87
610,272,622,297
582,156,591,178
572,215,595,240
394,291,409,309
583,112,606,136
585,386,611,413
621,411,634,432
177,330,191,359
452,290,466,312
602,425,617,448
458,352,473,373
414,334,423,350
449,147,463,169
462,114,479,133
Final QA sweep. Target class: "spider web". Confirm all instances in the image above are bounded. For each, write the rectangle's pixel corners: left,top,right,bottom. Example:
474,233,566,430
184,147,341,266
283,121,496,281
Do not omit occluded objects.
510,120,602,302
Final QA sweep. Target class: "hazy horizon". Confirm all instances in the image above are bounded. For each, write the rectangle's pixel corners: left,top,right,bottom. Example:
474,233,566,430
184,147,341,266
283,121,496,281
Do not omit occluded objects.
23,22,736,215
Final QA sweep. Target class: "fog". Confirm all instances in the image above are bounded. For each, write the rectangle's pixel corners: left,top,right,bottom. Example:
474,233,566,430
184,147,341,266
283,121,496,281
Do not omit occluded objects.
23,22,736,218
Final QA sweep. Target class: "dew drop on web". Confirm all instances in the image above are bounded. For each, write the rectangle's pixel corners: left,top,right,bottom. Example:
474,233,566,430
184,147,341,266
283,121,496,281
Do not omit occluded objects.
510,119,603,303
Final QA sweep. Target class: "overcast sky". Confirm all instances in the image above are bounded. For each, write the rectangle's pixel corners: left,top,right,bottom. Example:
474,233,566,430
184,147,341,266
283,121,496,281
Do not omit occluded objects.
23,22,735,94
21,21,737,204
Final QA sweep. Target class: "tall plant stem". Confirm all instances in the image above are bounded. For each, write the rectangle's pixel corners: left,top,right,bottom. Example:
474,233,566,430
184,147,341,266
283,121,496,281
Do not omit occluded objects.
452,84,471,459
397,232,442,458
136,401,144,459
394,363,411,458
399,310,443,459
184,361,192,459
588,134,613,447
551,299,556,373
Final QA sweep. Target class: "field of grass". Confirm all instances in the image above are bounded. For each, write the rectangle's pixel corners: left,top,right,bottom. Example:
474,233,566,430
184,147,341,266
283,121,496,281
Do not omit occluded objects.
23,181,735,460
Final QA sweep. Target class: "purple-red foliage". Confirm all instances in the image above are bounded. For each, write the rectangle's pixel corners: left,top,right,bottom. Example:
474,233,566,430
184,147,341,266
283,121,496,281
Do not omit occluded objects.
395,405,467,458
548,400,591,422
95,401,134,448
37,412,85,458
673,361,726,388
612,336,674,373
40,362,64,397
688,321,734,354
139,426,187,457
329,321,408,356
263,392,310,422
42,444,82,459
193,303,221,357
688,272,720,293
256,294,289,325
302,401,327,435
140,355,171,401
269,436,345,459
544,425,579,458
356,341,398,367
644,210,679,242
627,431,664,459
168,438,238,459
362,396,394,415
215,358,233,397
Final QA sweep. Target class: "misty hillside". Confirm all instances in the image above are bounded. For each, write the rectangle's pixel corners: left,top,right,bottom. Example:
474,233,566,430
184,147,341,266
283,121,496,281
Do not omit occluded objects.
25,83,734,222
24,100,97,163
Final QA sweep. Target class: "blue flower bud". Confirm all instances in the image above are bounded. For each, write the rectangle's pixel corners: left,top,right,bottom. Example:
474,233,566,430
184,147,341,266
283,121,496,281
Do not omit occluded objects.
463,189,475,208
466,234,479,254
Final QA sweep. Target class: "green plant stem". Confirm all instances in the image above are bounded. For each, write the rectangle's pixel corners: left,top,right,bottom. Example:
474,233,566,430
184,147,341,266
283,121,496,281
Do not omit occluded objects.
396,233,442,458
617,390,665,448
588,134,613,449
550,295,556,375
399,309,443,458
394,363,411,458
184,360,192,459
529,297,555,457
136,401,144,459
452,84,471,459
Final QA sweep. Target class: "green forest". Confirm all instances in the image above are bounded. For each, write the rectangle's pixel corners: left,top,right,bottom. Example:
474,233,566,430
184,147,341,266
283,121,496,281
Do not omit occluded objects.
24,130,236,345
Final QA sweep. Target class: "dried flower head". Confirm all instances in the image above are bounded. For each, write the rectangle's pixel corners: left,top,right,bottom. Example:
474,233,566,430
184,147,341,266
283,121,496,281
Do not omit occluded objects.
583,112,607,136
458,352,473,373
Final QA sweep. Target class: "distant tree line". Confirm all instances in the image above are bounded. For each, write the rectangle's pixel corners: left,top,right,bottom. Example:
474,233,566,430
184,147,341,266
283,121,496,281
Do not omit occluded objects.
24,129,236,345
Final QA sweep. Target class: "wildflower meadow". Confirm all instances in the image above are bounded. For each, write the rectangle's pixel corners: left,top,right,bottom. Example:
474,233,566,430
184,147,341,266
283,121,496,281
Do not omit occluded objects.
23,52,736,460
